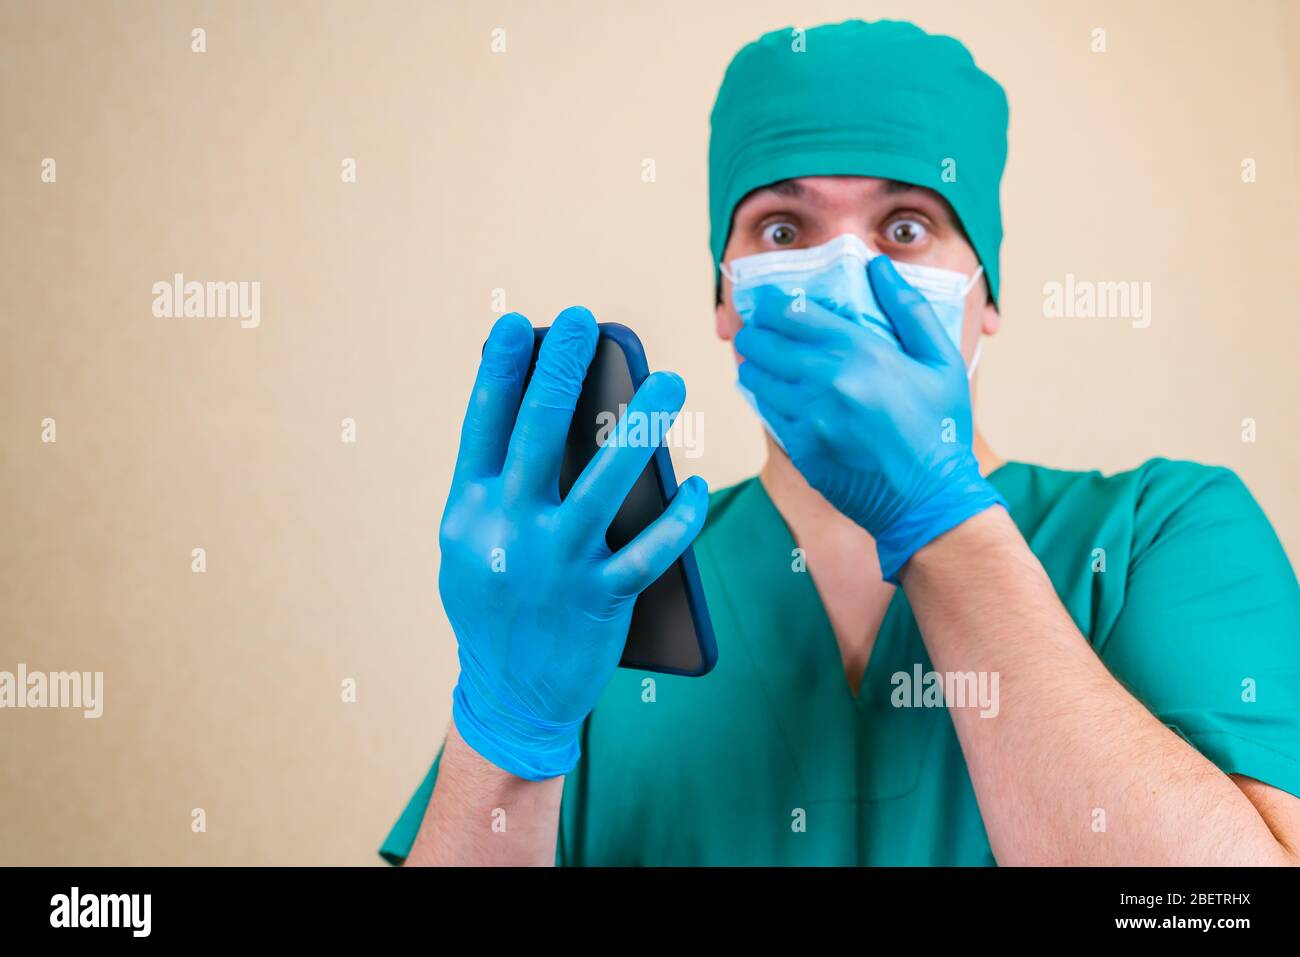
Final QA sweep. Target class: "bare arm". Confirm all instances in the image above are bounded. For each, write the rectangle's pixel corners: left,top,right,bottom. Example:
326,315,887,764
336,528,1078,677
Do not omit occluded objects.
901,507,1299,866
404,720,564,867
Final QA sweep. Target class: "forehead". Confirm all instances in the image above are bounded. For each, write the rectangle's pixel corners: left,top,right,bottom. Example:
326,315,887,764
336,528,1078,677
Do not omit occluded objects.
737,175,948,214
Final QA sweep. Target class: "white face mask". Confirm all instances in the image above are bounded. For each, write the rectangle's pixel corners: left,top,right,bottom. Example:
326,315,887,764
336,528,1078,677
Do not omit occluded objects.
722,233,984,444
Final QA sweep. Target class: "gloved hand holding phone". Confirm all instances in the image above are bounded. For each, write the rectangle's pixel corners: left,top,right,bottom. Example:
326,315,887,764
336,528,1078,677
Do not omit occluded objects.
734,255,1005,583
440,306,709,781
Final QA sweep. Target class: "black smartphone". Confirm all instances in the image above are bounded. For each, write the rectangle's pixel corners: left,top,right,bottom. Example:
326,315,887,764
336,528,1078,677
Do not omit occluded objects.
524,322,717,677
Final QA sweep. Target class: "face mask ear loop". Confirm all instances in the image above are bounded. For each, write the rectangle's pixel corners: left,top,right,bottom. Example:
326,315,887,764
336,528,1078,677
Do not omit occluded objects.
963,265,987,379
719,261,737,284
966,337,984,380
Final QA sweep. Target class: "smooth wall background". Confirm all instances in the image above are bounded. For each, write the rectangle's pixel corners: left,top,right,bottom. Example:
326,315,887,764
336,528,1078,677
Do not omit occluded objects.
1,0,1297,864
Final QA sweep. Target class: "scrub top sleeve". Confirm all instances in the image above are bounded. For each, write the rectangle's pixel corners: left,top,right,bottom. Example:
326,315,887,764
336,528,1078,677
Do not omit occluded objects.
1100,463,1300,798
378,750,443,865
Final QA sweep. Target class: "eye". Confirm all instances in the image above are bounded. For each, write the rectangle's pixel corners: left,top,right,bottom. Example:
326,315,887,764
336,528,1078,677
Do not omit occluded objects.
885,218,928,245
762,222,798,246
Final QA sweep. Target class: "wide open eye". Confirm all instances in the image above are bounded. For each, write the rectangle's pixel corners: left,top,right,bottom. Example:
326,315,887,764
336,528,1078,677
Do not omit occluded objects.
762,222,798,246
885,218,928,245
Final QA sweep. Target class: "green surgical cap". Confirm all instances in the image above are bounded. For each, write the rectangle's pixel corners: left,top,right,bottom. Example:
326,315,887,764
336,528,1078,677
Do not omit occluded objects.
708,19,1009,301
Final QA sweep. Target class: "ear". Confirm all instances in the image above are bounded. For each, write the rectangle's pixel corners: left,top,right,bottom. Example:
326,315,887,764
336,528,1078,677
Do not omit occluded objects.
716,290,742,342
980,292,1001,337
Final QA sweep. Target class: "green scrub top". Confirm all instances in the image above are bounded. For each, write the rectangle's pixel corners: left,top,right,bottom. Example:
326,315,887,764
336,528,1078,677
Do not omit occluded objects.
381,458,1300,865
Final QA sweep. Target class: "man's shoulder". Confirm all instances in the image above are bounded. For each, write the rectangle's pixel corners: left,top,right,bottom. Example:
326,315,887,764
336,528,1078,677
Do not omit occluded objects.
698,475,763,542
998,457,1256,532
1107,456,1248,503
705,474,762,511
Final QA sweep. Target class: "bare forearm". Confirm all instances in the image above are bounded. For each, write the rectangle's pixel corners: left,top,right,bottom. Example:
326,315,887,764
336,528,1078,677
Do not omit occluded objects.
404,720,565,866
901,507,1292,866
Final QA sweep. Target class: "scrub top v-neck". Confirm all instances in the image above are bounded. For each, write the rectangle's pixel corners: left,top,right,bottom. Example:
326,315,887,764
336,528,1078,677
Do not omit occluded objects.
381,459,1300,865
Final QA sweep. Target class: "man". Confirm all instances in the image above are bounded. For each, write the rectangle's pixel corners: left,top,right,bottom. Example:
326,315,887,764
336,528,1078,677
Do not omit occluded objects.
383,20,1300,865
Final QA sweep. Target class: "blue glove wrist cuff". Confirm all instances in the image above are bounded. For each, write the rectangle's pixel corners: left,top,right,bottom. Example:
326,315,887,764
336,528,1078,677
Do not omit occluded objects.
875,462,1008,585
451,680,583,782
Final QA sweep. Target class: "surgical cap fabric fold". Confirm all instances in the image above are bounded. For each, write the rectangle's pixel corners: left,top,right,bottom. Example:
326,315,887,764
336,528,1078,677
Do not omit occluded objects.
708,19,1009,301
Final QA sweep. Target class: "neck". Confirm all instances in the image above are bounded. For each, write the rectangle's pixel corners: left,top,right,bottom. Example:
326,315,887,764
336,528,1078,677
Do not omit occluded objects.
758,425,1004,693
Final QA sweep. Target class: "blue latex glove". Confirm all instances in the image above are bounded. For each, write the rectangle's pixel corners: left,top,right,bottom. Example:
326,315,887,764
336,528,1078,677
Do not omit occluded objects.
734,255,1006,583
441,306,708,780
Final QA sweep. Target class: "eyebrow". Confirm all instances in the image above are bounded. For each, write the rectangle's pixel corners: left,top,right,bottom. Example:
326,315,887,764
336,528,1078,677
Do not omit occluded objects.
756,178,919,201
759,179,805,198
881,180,918,195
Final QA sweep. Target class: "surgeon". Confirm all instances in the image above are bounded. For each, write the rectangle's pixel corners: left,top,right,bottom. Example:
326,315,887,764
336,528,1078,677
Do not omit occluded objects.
383,20,1300,865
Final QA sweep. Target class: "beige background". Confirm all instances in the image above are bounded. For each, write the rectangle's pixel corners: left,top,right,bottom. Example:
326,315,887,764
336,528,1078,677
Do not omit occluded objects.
1,0,1297,865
